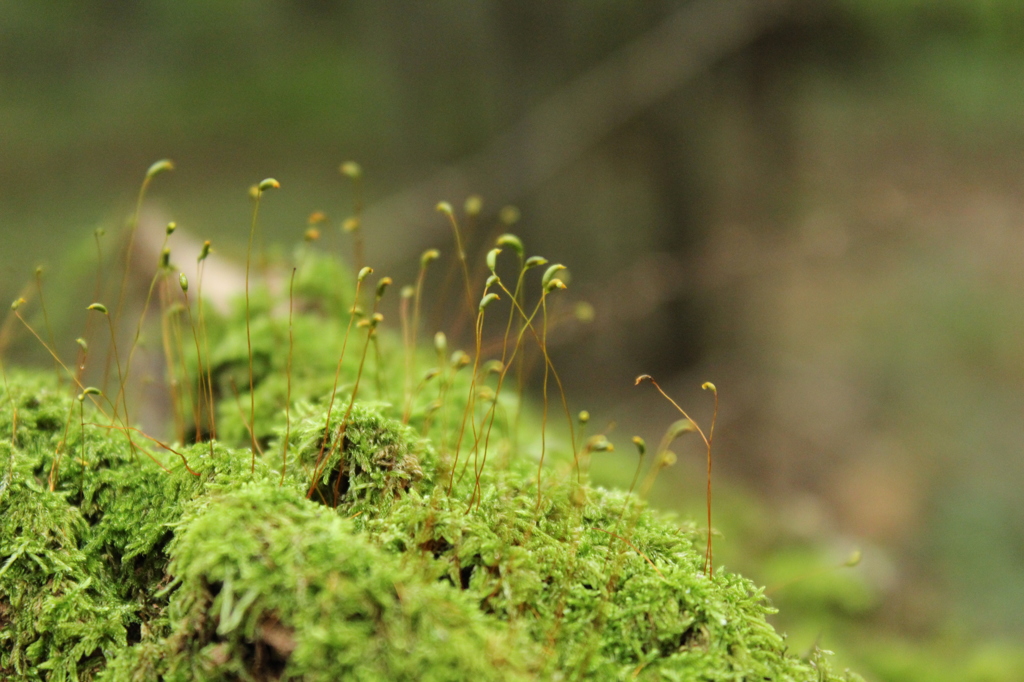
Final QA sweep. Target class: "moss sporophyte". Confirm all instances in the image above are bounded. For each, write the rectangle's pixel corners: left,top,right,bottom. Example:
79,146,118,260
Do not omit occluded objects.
0,161,864,681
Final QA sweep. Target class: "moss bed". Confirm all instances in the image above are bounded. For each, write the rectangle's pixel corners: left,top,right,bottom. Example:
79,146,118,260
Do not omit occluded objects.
0,223,862,679
0,366,860,680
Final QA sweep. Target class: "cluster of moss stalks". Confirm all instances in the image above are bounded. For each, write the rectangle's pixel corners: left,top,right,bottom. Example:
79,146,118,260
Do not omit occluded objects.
0,212,861,680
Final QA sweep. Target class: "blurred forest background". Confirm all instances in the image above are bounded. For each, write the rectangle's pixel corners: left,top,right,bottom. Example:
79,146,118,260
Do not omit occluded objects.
2,0,1024,679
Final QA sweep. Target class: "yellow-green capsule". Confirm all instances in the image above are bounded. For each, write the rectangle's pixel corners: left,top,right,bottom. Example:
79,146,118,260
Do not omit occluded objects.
258,178,280,192
542,264,566,289
420,248,440,268
375,277,393,300
486,248,502,273
87,303,108,314
544,278,567,293
145,159,174,179
496,233,524,258
357,266,374,283
179,273,188,292
478,292,500,312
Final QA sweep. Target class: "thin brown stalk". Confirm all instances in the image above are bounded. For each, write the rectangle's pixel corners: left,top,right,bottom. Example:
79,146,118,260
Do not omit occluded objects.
635,374,717,576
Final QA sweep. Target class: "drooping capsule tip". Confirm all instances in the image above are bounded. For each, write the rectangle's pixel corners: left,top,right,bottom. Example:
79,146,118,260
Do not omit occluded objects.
420,248,441,267
541,263,567,289
631,436,647,456
145,159,174,179
478,292,500,312
486,247,502,272
496,233,524,257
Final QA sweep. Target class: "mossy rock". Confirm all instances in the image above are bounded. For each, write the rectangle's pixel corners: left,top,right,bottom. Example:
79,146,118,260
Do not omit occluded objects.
0,370,861,681
0,245,861,680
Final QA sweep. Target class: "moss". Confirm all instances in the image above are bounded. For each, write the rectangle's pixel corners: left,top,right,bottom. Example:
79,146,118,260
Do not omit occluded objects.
0,470,132,681
0,244,863,680
100,482,540,682
286,399,434,513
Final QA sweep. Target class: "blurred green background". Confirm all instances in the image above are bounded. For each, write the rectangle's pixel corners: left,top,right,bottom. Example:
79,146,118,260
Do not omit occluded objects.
3,1,1024,679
